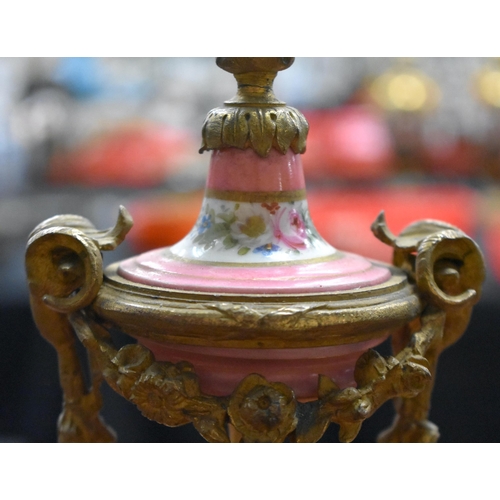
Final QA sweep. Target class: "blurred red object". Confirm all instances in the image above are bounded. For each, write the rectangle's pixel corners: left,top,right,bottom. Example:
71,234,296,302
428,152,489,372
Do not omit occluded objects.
127,191,203,253
482,191,500,282
423,136,483,178
308,185,480,262
302,106,395,181
49,123,196,187
485,223,500,282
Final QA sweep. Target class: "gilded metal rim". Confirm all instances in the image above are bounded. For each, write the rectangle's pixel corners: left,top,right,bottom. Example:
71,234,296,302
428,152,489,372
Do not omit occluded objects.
89,263,422,349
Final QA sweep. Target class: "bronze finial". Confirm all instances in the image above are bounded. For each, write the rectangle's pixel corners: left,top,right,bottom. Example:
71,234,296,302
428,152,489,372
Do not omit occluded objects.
200,57,308,157
216,57,293,105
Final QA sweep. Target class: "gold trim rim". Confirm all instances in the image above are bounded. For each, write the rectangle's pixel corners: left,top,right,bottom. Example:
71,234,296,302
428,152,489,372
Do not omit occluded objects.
204,188,307,203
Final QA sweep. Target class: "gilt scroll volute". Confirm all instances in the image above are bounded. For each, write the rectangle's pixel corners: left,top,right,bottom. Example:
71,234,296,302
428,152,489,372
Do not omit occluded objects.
372,212,486,442
25,207,133,442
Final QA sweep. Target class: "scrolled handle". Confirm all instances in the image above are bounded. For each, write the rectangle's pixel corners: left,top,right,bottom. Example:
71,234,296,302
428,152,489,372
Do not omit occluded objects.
415,228,485,309
372,212,486,309
26,226,103,314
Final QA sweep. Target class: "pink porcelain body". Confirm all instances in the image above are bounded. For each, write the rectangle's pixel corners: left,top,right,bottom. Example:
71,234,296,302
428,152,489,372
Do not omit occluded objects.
207,148,306,191
118,148,391,292
138,336,389,399
117,147,395,398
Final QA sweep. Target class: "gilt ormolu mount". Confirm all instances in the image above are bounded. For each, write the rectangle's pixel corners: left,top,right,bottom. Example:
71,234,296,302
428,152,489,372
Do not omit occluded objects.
25,58,485,443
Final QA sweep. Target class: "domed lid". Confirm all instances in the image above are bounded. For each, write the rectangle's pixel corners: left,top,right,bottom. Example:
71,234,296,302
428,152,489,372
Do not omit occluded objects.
117,58,393,295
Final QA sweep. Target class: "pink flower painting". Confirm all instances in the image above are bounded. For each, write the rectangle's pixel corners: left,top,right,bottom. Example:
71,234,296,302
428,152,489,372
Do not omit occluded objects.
271,208,307,250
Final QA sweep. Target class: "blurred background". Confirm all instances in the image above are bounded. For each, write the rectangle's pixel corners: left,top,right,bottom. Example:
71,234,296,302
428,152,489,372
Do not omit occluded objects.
1,57,500,443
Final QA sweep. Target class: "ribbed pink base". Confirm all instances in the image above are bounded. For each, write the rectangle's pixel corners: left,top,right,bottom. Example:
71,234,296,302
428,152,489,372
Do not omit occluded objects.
118,249,391,294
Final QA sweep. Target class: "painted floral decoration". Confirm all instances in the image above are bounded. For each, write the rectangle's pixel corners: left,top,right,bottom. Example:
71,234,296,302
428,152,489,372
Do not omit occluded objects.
253,243,280,256
191,198,321,258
